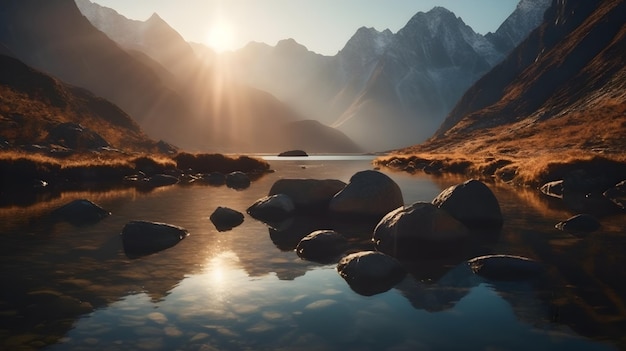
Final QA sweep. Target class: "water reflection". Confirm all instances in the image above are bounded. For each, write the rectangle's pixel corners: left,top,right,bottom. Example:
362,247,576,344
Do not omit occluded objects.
0,158,624,349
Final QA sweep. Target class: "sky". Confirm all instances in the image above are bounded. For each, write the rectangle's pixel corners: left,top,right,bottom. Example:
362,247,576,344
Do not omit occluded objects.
90,0,520,56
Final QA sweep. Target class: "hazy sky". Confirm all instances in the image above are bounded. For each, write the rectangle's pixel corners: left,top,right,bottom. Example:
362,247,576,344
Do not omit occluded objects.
90,0,520,55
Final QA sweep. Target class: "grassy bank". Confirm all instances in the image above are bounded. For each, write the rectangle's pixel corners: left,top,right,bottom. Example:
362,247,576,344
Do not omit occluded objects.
0,150,270,188
375,150,626,189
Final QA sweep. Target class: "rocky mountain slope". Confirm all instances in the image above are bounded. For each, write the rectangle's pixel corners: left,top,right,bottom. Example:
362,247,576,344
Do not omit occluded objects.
390,0,625,186
0,54,158,152
225,0,551,151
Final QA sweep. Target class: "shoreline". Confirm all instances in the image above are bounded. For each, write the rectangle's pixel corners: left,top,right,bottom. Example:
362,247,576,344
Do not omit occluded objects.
372,152,626,189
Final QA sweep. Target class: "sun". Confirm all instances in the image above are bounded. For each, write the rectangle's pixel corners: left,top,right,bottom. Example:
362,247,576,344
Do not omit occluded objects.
205,20,236,52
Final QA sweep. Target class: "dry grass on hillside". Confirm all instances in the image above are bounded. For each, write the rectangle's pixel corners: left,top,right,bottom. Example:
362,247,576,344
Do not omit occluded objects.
378,107,626,187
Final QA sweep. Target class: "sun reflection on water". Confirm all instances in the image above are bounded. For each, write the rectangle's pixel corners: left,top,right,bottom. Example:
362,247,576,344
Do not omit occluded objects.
204,250,241,299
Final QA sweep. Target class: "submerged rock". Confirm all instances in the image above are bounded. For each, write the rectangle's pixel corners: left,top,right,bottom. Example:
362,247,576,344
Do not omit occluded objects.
247,194,295,222
296,230,347,262
210,207,244,231
121,220,189,258
329,170,403,218
555,213,600,235
604,180,626,210
467,255,543,281
540,180,564,199
373,202,469,258
51,199,111,225
269,179,346,211
203,172,226,186
432,179,503,232
225,171,250,189
337,251,406,296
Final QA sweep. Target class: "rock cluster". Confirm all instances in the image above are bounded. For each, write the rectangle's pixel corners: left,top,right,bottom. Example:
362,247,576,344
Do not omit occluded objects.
247,171,543,295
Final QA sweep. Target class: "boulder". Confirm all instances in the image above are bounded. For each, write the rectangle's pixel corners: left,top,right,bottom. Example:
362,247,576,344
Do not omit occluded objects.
540,180,564,199
269,179,346,211
296,230,348,262
278,150,308,157
467,255,543,281
432,179,503,232
337,251,406,296
555,213,600,234
225,171,250,189
203,172,225,186
328,170,403,218
46,122,109,150
210,207,244,231
51,199,111,225
247,194,295,222
121,220,189,257
373,202,470,258
604,180,626,210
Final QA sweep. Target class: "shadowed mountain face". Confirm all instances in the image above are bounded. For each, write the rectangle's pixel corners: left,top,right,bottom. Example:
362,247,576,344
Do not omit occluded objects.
423,0,626,155
0,54,156,151
0,0,196,147
0,0,359,153
224,1,551,151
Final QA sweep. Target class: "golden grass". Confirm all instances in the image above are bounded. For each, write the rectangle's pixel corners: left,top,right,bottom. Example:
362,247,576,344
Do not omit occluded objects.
377,150,626,188
0,150,269,190
380,103,626,187
0,150,174,170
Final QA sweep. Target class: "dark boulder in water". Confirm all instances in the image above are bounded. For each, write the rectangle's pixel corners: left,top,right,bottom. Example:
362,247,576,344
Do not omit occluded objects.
51,199,111,225
247,194,295,222
329,170,403,219
269,178,346,212
373,202,469,259
121,220,189,258
296,230,347,262
210,207,244,231
337,251,406,296
432,179,503,232
278,150,308,157
555,213,601,235
467,254,543,281
225,171,250,189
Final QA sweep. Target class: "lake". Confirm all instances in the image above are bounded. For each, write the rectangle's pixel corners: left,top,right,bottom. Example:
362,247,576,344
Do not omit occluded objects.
1,157,624,350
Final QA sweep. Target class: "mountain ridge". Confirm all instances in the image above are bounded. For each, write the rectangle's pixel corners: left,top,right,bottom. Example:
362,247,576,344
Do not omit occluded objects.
222,0,551,151
2,0,360,153
384,0,626,187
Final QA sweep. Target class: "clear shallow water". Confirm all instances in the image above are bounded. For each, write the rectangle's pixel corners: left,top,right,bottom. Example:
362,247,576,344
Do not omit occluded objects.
1,158,625,350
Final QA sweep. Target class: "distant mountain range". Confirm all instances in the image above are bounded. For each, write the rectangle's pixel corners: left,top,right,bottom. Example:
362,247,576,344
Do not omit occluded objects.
74,0,550,152
0,0,360,153
409,0,626,157
223,0,551,150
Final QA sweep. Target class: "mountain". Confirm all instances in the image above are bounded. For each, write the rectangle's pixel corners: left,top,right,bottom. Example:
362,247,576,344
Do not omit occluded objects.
0,0,198,148
485,0,553,53
72,0,360,153
225,0,550,151
0,54,157,152
74,0,198,80
415,0,626,157
335,7,503,151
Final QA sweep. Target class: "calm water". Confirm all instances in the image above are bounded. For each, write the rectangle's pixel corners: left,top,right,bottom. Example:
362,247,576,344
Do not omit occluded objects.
1,157,625,350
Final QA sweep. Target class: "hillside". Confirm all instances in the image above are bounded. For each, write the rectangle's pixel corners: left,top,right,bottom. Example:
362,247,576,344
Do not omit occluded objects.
0,54,158,152
383,0,626,186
